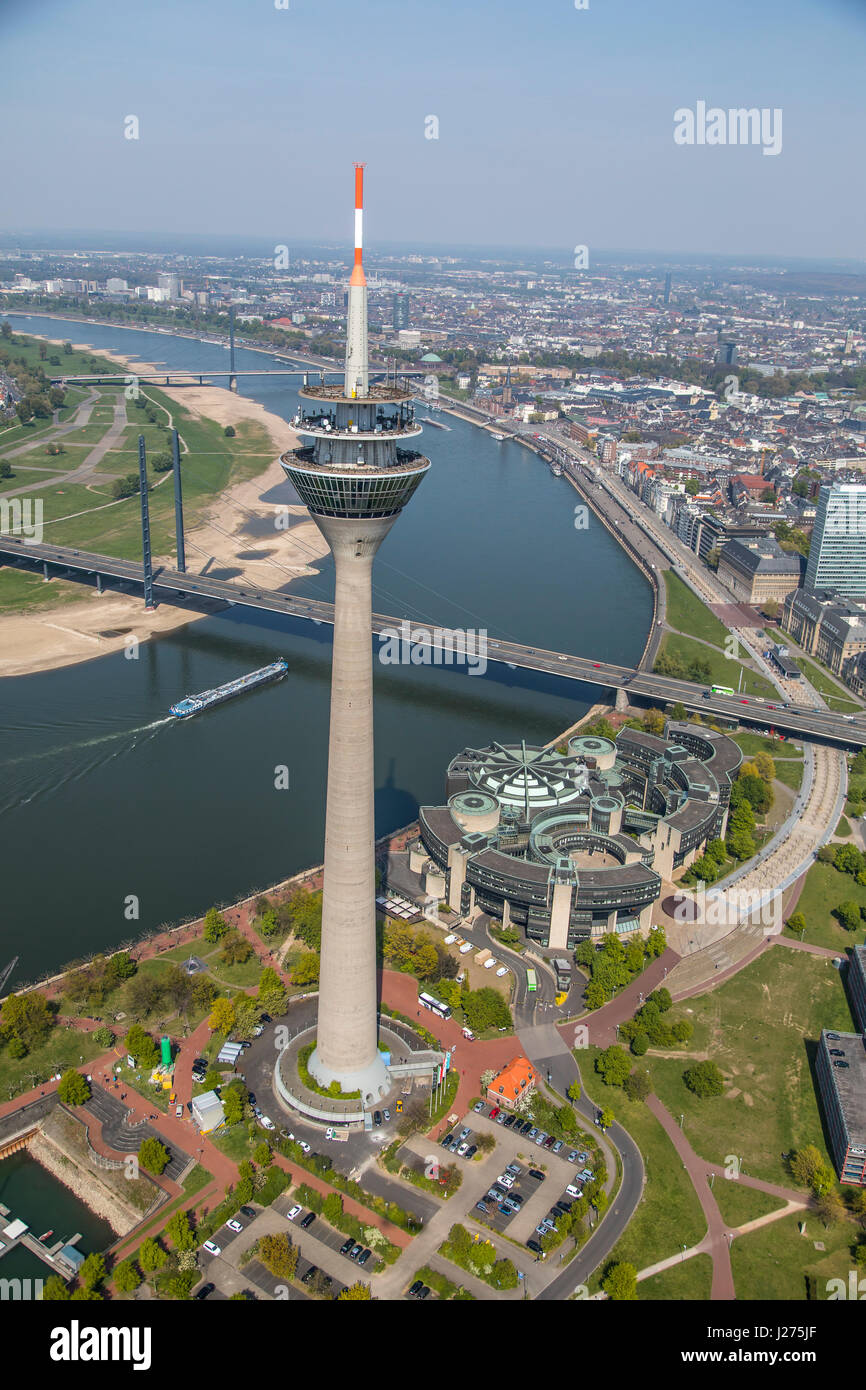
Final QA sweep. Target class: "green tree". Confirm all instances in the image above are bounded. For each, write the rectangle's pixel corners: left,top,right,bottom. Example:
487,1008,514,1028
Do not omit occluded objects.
789,1145,835,1196
124,1023,159,1069
138,1137,170,1175
222,1084,244,1126
220,929,253,966
203,907,229,943
599,1107,615,1129
602,1261,638,1300
258,965,287,1013
165,1209,195,1252
567,1081,582,1104
79,1252,106,1290
322,1192,343,1225
258,1232,298,1279
138,1237,168,1272
834,900,863,933
0,990,53,1051
631,1032,649,1056
623,1068,652,1103
596,1045,631,1088
208,997,236,1034
112,1260,141,1294
338,1281,372,1299
683,1060,725,1098
40,1275,71,1301
57,1069,91,1106
292,952,320,986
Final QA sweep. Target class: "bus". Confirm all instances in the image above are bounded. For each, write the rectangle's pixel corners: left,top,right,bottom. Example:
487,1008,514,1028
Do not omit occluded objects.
418,991,452,1020
709,684,734,697
526,968,537,993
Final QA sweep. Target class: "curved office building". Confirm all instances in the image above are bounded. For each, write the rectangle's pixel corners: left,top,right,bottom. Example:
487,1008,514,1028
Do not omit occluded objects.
414,721,741,949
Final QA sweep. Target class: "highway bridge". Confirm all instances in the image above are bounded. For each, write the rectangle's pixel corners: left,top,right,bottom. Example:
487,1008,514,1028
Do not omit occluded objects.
3,535,865,749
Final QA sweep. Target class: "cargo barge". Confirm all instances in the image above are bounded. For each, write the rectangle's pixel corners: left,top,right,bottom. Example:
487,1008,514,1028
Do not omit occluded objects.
170,659,288,718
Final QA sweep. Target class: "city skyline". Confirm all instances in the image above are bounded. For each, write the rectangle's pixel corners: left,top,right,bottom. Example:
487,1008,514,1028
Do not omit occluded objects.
2,0,865,258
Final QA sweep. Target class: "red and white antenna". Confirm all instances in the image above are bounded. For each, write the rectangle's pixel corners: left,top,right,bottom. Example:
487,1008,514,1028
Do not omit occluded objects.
350,162,366,288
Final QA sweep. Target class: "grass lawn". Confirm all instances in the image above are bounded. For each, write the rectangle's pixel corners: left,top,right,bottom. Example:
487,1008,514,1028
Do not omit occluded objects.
796,656,862,712
837,817,852,837
663,571,730,647
581,1053,707,1288
411,1264,475,1300
732,732,803,760
657,631,778,699
730,1208,860,1301
0,1026,107,1100
182,1163,214,1197
210,1125,257,1163
641,946,855,1188
638,1253,714,1300
710,1178,789,1229
0,568,87,614
787,862,866,951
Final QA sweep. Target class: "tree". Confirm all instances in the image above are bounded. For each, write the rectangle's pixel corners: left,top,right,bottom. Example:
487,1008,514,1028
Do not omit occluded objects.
203,907,229,943
41,1275,71,1300
338,1281,372,1300
138,1237,168,1272
233,995,262,1040
112,1260,141,1293
602,1261,638,1300
161,963,193,1013
492,1257,518,1289
224,425,236,438
192,975,218,1011
165,1210,195,1252
322,1192,343,1224
683,1060,725,1098
258,966,287,1014
79,1253,106,1290
816,1189,846,1227
291,952,320,986
151,451,173,472
138,1137,170,1175
584,980,608,1011
58,1069,91,1106
208,997,236,1034
110,473,141,500
647,986,672,1012
596,1045,631,1088
645,926,667,959
567,1081,581,1104
222,1084,245,1126
623,1068,652,1103
786,911,806,936
789,1145,835,1196
70,1287,103,1301
643,708,665,736
462,986,512,1033
220,929,253,966
599,1107,615,1129
834,900,863,933
124,1023,159,1068
753,751,776,782
127,973,163,1019
258,1232,298,1279
631,1031,649,1056
0,990,54,1052
253,1141,273,1166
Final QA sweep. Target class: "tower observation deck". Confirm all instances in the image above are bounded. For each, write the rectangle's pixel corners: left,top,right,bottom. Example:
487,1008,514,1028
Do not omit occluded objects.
280,166,431,1101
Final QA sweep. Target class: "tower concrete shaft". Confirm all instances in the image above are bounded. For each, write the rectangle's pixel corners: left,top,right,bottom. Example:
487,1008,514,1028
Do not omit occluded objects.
308,515,397,1092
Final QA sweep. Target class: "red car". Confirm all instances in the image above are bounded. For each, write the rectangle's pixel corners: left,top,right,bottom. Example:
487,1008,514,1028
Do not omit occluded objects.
593,662,601,668
489,1107,500,1121
740,699,748,704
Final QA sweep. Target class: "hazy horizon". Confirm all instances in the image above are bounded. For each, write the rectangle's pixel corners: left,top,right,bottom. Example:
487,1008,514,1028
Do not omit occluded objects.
2,0,864,260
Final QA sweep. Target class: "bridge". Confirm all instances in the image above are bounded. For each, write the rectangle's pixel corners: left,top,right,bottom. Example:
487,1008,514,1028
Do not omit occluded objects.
3,535,865,749
50,367,427,388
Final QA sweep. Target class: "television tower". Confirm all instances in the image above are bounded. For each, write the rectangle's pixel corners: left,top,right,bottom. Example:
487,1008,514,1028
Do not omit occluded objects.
282,166,430,1099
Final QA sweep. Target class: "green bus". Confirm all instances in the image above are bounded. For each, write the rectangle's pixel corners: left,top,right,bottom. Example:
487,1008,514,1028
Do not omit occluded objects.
526,968,537,992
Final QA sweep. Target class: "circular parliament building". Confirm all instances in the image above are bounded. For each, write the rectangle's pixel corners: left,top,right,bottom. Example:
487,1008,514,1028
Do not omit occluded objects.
412,720,742,948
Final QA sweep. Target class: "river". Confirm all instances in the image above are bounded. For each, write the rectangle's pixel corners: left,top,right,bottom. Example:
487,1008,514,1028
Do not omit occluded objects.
1,313,652,983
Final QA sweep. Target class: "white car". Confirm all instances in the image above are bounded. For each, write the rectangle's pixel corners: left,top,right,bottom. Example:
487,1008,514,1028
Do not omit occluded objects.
259,1115,276,1131
483,957,496,969
202,1240,221,1256
443,933,457,945
456,1142,469,1156
458,942,473,954
286,1205,302,1221
495,966,509,977
225,1219,243,1233
497,1174,515,1188
298,1139,311,1154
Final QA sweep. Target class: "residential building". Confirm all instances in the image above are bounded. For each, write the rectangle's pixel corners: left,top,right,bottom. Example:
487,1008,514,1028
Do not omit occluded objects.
717,536,803,605
849,945,866,1033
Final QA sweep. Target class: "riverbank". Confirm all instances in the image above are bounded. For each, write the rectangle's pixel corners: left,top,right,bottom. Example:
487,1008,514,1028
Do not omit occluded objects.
0,332,332,678
27,1129,140,1237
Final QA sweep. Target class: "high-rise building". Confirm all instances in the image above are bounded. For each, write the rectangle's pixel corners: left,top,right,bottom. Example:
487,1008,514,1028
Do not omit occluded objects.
281,166,430,1098
158,272,181,300
804,483,866,597
663,271,672,305
392,290,409,331
716,337,738,366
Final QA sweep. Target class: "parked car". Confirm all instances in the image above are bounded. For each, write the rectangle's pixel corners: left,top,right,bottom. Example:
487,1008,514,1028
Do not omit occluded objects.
300,1211,316,1230
193,1282,215,1300
497,1203,512,1216
456,1142,469,1156
509,1192,524,1207
489,1107,500,1121
175,1104,184,1118
418,1285,431,1300
502,1197,520,1213
240,1206,256,1219
543,1135,556,1150
301,1265,318,1285
475,1200,490,1213
458,942,473,954
465,1145,477,1159
526,1239,544,1255
552,1139,563,1154
495,966,509,977
473,1100,485,1113
259,1116,276,1131
566,1184,582,1198
349,1244,363,1261
298,1139,311,1154
202,1240,221,1256
527,1127,538,1140
441,1133,455,1150
528,1168,546,1181
459,1127,471,1140
484,957,496,968
443,934,457,944
496,1112,507,1125
497,1174,515,1188
357,1249,372,1266
408,1280,424,1296
286,1205,302,1221
340,1238,354,1256
567,1150,579,1164
225,1218,244,1233
535,1131,548,1146
505,1162,521,1175
383,1109,391,1122
504,1115,516,1129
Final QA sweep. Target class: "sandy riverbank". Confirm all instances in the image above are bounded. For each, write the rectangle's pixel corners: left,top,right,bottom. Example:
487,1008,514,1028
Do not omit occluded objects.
0,337,332,678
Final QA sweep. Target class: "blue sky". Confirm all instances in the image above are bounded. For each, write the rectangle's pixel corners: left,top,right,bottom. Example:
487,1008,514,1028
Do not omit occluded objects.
2,0,864,258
